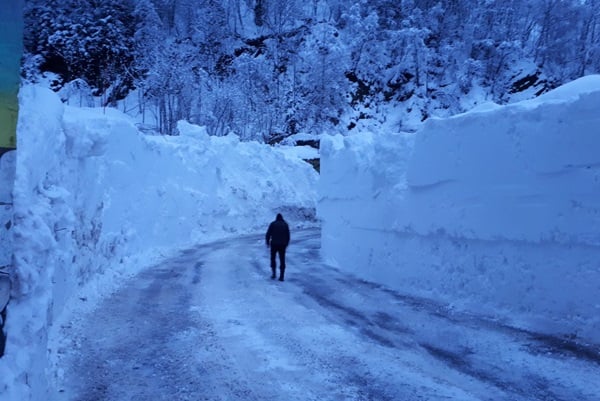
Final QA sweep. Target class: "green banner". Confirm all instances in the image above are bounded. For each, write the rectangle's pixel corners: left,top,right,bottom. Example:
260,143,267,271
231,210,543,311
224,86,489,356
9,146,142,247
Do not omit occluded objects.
0,1,24,151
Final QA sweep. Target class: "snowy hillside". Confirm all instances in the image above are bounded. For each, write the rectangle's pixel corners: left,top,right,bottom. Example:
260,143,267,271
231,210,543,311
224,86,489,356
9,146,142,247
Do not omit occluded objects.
0,85,318,400
319,75,600,345
24,1,600,139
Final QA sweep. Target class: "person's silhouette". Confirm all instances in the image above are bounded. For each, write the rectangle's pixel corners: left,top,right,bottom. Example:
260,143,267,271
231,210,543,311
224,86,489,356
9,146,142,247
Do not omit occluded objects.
265,213,290,281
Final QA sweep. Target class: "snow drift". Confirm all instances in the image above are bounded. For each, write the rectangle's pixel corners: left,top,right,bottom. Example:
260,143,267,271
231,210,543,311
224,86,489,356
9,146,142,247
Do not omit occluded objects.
319,75,600,345
0,85,318,400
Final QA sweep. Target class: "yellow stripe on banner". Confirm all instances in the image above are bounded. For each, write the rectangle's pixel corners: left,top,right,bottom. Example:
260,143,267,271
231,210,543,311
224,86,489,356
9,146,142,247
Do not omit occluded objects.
0,92,18,149
0,0,24,151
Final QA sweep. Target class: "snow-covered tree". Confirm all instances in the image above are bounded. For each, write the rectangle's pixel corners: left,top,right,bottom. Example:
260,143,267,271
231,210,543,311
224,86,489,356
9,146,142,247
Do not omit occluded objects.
25,0,134,101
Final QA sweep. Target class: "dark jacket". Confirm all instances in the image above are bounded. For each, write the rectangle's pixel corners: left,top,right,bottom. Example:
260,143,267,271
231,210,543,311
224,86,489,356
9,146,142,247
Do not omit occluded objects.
266,214,290,247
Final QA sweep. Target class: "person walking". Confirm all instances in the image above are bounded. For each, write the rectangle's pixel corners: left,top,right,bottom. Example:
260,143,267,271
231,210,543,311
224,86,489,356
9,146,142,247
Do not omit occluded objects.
265,213,290,281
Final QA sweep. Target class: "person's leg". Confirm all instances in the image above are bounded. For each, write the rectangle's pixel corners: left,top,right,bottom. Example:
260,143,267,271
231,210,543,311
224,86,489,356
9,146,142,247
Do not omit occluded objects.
278,246,286,281
270,246,277,279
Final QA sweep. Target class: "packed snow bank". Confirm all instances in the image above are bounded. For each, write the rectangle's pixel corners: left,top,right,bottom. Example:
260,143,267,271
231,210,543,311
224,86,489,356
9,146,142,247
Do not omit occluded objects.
0,86,318,400
319,75,600,345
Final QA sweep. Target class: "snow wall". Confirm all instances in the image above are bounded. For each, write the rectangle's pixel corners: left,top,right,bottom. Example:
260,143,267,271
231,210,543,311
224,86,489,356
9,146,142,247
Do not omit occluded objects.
0,86,318,400
319,75,600,345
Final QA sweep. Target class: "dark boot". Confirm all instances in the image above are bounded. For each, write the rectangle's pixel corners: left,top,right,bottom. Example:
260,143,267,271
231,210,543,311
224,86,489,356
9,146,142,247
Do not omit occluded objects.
271,267,276,279
279,268,285,281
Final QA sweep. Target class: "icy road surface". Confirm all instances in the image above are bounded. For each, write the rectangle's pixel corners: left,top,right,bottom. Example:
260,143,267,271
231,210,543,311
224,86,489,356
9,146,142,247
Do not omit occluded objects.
54,228,600,400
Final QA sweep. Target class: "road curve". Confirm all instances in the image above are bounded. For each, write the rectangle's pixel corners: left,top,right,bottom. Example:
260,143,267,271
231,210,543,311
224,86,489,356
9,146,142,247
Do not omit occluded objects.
52,228,600,401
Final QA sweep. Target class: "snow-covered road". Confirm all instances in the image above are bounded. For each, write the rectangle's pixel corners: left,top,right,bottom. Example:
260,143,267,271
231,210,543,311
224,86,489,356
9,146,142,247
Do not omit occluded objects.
53,228,599,401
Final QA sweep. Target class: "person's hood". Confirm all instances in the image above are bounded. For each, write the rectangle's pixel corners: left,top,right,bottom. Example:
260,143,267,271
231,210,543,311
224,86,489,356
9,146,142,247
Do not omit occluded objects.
276,213,283,221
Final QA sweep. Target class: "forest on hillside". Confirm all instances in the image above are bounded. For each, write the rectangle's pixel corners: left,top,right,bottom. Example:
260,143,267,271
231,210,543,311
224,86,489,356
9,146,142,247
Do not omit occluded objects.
23,0,600,140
